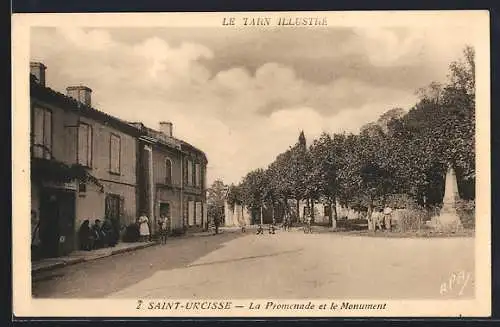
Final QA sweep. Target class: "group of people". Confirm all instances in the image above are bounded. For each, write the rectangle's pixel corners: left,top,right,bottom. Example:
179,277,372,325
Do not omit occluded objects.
372,206,394,231
133,212,171,244
279,210,313,233
256,223,277,235
209,216,221,235
78,212,172,249
78,218,119,251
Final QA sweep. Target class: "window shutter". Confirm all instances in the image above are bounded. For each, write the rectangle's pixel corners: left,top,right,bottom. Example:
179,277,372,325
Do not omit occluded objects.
33,107,45,158
43,110,52,159
192,161,196,185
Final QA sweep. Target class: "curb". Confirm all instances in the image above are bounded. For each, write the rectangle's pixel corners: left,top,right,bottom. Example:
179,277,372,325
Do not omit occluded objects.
110,242,156,256
32,243,157,274
32,257,86,274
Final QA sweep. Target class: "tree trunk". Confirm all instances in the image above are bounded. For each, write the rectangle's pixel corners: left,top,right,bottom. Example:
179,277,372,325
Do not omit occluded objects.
367,198,374,231
272,203,275,225
332,195,338,227
327,196,333,227
310,198,315,223
260,203,264,225
296,198,300,223
284,196,289,222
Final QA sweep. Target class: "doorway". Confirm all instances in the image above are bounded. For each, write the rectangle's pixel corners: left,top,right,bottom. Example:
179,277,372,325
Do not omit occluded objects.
159,202,171,229
39,189,76,258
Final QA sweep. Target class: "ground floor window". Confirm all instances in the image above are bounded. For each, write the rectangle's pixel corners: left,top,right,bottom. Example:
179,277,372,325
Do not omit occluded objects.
195,202,202,226
105,194,123,222
188,201,195,226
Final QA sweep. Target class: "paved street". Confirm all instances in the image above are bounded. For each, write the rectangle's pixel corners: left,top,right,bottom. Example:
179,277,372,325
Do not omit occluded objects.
33,231,474,299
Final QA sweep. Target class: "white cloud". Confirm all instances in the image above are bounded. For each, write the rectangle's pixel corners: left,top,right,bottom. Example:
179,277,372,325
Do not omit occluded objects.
30,26,468,185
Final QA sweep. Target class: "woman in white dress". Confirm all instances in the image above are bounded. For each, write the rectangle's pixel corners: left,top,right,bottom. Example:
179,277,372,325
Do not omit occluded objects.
138,213,150,242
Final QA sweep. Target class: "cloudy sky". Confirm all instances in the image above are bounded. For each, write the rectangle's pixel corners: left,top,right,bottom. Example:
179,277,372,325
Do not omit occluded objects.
31,25,475,185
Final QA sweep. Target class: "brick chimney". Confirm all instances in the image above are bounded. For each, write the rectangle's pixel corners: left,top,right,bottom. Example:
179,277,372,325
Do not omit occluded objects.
159,121,173,137
66,86,92,106
30,62,46,86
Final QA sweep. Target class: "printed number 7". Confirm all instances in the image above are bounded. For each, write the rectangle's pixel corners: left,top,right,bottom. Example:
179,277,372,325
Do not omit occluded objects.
137,300,143,310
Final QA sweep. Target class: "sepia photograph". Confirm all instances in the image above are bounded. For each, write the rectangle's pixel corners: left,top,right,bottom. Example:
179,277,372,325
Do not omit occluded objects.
12,11,490,317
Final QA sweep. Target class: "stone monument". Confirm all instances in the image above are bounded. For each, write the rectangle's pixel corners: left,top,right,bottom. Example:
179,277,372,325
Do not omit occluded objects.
436,164,462,230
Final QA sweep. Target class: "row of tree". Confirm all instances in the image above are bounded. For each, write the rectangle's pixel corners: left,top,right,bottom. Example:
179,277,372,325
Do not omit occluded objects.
210,46,475,227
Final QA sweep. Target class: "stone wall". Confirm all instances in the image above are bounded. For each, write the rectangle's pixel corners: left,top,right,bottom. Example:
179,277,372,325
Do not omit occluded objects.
224,201,252,226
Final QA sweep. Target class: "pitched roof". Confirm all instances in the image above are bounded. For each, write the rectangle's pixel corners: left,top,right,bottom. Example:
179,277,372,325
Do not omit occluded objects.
31,75,208,163
30,75,141,137
130,122,208,162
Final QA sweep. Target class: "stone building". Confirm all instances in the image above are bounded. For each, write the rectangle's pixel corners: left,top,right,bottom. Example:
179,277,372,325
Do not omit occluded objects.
30,61,209,259
130,122,208,234
30,62,141,258
181,138,208,230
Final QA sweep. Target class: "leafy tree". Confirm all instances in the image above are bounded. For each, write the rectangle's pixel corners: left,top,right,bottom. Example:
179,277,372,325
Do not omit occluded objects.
207,179,227,225
308,133,339,226
240,168,269,224
231,45,475,227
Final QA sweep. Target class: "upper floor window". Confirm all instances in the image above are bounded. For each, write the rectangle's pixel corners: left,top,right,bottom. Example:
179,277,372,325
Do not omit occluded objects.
78,122,92,167
110,133,121,174
195,163,201,187
165,158,172,185
201,165,206,189
32,106,52,159
187,160,193,186
192,161,196,186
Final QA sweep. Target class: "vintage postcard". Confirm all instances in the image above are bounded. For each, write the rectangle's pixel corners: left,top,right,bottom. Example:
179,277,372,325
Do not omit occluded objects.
12,11,490,317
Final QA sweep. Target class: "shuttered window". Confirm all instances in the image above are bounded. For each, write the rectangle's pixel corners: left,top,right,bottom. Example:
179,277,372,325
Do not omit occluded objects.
165,159,172,185
195,202,202,224
195,163,201,187
188,201,195,226
78,122,92,167
187,160,193,186
32,107,52,159
110,133,121,174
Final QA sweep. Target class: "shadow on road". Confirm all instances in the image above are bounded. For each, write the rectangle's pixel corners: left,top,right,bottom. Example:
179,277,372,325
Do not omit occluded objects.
32,232,246,298
187,248,303,268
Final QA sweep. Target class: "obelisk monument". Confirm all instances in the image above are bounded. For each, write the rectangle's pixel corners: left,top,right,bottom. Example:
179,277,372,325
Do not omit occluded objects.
438,164,462,229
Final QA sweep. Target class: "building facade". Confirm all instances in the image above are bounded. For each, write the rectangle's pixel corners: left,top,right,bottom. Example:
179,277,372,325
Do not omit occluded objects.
132,122,208,234
181,140,208,230
30,61,209,259
30,62,141,258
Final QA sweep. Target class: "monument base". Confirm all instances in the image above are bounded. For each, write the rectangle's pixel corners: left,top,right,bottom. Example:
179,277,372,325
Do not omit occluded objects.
432,208,462,232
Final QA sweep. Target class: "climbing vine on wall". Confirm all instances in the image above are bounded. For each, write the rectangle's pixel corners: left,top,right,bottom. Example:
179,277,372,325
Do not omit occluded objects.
31,158,104,192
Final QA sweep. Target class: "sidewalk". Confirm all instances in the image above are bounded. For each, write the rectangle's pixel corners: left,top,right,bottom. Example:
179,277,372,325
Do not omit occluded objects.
32,242,155,274
32,228,245,274
31,225,284,274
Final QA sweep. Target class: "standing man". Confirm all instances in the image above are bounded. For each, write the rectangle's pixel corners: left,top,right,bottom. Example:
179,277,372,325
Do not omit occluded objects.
158,214,169,245
91,219,104,249
214,214,220,235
